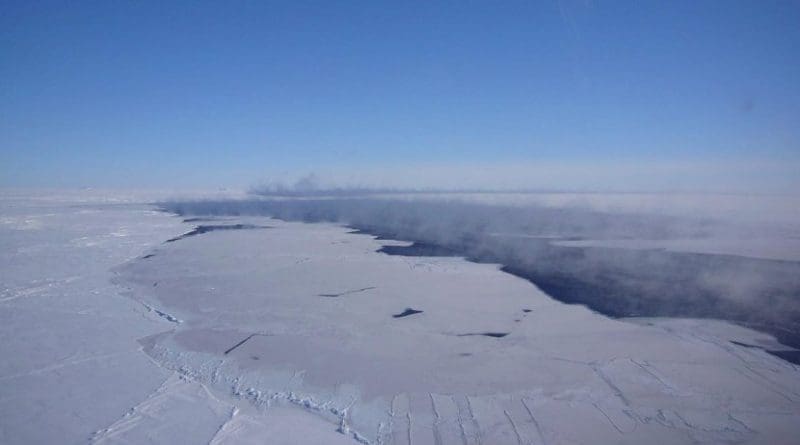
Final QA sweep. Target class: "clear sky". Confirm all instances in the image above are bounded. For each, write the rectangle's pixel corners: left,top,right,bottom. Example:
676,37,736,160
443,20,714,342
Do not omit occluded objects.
1,1,799,191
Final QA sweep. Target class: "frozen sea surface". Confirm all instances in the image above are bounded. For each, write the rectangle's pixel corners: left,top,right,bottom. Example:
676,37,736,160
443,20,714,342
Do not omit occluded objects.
0,190,351,444
161,197,800,352
2,190,800,444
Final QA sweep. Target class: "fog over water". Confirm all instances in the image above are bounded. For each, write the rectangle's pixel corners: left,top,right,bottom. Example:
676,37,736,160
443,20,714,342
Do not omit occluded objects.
160,191,800,355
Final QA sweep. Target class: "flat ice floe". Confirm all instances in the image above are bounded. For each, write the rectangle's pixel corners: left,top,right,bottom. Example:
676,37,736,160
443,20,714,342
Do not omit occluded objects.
2,191,800,444
118,215,800,444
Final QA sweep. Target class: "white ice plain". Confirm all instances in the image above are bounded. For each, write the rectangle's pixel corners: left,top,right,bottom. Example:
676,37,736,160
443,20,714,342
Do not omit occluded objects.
1,190,800,444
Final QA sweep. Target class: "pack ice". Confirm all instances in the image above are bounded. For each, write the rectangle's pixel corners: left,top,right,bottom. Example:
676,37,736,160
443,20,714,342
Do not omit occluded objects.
1,190,799,444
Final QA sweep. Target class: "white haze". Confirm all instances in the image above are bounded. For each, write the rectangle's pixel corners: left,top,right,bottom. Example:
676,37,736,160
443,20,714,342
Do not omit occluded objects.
161,188,800,349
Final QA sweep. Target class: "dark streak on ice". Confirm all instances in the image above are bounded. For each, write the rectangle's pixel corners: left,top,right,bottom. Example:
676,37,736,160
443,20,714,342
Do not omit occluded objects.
147,306,180,323
224,333,272,355
730,340,760,349
183,217,220,223
142,254,155,259
393,308,423,318
165,224,271,243
458,332,509,338
318,286,376,298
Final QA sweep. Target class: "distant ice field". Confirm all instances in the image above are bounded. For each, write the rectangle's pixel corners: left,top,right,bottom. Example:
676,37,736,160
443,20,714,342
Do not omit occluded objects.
162,194,800,353
2,190,800,444
120,213,800,444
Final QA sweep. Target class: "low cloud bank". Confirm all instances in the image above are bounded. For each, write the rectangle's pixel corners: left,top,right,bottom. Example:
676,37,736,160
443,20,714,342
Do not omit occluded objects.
249,158,800,196
159,194,800,350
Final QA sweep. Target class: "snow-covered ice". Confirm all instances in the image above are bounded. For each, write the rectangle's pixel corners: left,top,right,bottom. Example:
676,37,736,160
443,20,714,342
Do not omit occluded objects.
2,190,800,444
0,190,347,444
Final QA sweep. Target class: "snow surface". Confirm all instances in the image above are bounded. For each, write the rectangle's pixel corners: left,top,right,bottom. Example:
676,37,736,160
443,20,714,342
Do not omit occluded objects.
0,191,350,444
2,190,800,444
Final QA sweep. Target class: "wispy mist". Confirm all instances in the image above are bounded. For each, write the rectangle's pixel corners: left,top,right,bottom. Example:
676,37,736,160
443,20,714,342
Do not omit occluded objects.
160,192,800,350
249,158,800,197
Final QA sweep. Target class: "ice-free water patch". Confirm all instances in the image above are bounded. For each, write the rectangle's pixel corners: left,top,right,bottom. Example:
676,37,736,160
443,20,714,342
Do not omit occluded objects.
378,242,459,257
165,224,271,243
768,350,800,364
730,340,800,365
345,223,800,360
392,308,423,318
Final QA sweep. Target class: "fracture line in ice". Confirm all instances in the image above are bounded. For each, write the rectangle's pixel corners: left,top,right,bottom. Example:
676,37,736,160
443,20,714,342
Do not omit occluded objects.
141,302,182,323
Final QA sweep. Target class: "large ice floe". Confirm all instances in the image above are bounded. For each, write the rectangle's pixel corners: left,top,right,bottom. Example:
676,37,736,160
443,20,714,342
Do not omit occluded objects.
2,190,800,444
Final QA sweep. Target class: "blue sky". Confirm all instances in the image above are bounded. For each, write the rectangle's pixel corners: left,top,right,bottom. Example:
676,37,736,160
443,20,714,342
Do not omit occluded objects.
1,1,799,191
